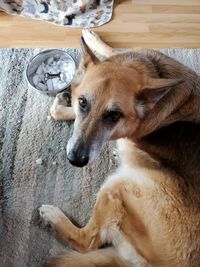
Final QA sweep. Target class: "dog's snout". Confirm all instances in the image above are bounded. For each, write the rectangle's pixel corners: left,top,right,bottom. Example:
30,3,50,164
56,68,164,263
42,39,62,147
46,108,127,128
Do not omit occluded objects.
67,147,89,167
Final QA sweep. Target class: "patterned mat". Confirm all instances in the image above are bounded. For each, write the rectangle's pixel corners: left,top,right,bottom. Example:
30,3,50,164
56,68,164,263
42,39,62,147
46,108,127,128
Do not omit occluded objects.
0,0,114,28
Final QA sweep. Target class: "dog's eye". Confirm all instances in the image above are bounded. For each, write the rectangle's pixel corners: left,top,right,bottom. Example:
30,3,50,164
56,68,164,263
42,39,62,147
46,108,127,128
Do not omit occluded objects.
78,96,87,110
103,110,123,124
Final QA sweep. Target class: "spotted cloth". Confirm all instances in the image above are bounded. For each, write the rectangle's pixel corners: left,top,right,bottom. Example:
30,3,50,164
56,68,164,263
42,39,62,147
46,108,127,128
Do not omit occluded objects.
0,0,114,28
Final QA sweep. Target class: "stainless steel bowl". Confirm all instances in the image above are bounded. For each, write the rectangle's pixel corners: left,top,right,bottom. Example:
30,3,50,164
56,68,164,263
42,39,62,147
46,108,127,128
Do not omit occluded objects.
26,49,76,96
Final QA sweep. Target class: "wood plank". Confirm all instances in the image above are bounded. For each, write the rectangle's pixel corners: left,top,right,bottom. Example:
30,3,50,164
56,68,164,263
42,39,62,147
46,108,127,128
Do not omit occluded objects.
150,23,200,34
134,0,200,6
122,14,200,24
152,5,200,14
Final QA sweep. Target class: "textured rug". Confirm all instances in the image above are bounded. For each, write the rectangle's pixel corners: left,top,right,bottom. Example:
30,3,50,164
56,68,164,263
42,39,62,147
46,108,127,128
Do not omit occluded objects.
0,48,200,267
0,0,114,28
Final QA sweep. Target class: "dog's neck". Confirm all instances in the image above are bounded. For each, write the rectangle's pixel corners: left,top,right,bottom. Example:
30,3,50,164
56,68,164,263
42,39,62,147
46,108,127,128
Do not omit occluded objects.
124,51,200,183
129,92,200,184
134,121,200,185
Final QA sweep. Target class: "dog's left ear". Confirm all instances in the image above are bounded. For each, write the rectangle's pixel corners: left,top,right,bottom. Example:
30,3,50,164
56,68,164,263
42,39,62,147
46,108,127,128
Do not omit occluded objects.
80,36,100,68
74,37,100,85
135,78,183,118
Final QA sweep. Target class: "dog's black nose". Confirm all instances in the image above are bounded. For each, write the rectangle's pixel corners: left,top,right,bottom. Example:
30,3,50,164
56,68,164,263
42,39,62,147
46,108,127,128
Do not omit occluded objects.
67,149,89,167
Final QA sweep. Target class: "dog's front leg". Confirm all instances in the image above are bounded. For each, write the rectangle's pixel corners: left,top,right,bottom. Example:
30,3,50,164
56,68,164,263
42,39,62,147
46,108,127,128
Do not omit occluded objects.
50,91,75,121
39,204,102,252
39,182,125,253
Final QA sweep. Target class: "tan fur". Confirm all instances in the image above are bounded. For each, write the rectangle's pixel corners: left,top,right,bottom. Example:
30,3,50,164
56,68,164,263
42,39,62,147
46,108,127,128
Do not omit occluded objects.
50,91,75,120
41,30,200,267
46,248,128,267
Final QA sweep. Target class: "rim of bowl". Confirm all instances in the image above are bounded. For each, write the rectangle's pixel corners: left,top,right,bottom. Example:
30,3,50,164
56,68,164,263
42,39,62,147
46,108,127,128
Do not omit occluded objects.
26,49,76,94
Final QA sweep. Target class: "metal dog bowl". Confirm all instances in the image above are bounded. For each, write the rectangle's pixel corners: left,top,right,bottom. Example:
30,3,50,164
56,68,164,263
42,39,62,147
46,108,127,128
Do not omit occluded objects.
26,49,76,96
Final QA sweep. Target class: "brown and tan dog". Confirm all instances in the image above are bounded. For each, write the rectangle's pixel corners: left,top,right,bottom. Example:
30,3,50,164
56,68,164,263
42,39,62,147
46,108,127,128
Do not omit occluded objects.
39,30,200,267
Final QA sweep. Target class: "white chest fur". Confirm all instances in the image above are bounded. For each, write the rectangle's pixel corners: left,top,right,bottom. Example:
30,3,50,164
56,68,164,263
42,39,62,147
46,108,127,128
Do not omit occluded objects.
102,164,154,192
101,225,147,267
100,165,151,266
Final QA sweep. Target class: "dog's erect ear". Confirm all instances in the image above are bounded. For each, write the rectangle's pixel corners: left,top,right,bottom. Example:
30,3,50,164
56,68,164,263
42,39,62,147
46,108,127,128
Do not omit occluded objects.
80,36,99,67
73,37,100,86
135,78,183,118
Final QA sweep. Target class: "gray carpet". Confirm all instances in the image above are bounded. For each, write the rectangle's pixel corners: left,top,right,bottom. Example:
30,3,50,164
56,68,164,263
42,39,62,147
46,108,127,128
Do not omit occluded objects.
0,48,199,267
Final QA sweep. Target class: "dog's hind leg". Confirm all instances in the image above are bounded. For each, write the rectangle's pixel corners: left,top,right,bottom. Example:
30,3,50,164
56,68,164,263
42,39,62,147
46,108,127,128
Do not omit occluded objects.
82,29,118,58
50,91,75,121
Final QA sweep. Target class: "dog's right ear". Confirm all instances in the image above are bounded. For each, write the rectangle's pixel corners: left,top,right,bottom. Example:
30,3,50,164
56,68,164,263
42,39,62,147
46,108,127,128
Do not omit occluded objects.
135,78,183,118
74,37,100,85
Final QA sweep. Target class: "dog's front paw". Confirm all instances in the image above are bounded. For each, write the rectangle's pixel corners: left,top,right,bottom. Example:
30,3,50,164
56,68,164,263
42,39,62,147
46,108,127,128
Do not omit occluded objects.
56,91,71,106
50,91,72,120
39,205,65,225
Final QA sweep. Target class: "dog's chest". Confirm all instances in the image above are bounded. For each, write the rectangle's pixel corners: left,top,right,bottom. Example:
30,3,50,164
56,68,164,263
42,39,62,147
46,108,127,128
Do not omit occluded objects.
102,165,154,191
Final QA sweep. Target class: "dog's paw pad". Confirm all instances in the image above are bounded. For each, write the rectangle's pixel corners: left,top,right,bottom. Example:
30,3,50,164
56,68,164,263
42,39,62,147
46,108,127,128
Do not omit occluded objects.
39,205,65,225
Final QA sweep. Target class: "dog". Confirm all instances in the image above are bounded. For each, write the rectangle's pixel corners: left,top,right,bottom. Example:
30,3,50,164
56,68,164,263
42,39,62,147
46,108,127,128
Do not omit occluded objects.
39,30,200,267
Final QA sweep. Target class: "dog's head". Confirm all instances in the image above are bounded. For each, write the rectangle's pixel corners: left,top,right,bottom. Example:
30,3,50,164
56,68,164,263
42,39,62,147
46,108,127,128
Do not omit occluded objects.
67,38,182,167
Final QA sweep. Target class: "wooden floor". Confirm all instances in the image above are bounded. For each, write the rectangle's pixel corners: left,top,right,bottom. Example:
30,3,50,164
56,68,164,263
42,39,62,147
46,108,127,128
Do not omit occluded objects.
0,0,200,48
